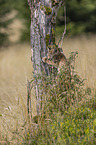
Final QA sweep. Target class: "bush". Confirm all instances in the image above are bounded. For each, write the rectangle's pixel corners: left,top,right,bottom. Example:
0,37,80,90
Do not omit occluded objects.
21,52,96,144
1,52,95,144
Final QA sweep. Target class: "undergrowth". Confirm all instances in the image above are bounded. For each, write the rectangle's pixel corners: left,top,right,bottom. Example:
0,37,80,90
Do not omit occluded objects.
21,52,96,145
1,52,96,144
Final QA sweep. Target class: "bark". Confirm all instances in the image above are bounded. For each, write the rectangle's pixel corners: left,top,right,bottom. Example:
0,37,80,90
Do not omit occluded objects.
28,0,65,115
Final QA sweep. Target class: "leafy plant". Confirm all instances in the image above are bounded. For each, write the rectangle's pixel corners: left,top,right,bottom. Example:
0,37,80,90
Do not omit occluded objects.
21,52,95,144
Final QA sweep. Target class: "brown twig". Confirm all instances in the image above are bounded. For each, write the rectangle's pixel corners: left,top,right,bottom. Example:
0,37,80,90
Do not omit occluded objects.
27,79,33,121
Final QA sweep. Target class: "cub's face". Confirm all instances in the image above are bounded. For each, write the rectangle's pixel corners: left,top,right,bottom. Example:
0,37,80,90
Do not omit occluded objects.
47,46,61,60
42,46,67,69
47,48,54,59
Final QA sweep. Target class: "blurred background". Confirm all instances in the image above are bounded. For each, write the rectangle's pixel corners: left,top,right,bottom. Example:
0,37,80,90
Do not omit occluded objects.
0,0,96,46
0,0,96,141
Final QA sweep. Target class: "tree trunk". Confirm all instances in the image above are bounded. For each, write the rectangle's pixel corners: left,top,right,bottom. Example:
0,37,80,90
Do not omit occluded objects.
28,0,64,115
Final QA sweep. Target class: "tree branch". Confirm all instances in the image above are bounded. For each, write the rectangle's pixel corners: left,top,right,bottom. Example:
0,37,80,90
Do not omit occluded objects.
58,6,66,47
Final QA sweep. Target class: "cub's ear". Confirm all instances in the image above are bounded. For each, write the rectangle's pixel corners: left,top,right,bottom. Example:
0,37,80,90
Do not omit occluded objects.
58,47,63,52
42,57,48,63
47,46,51,51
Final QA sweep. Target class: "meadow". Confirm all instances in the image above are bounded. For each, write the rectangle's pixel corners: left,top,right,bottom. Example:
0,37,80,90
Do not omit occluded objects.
0,17,96,144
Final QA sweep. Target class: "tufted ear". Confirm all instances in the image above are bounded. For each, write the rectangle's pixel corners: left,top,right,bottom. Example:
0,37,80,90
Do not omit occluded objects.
47,46,51,51
48,47,51,50
57,47,63,52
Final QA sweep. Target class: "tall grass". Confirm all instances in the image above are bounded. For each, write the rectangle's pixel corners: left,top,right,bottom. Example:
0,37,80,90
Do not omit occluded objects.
0,35,96,144
20,50,95,144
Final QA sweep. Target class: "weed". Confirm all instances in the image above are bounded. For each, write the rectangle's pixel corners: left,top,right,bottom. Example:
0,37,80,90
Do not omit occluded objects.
21,51,96,144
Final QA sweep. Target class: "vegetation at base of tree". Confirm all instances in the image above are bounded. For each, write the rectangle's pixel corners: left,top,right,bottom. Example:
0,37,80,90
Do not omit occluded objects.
17,52,96,144
23,105,96,145
0,51,95,144
22,52,95,144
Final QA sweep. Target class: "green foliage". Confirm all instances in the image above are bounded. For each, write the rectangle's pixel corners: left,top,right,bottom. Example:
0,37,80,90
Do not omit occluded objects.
13,0,96,42
56,0,96,36
0,0,13,46
21,52,96,144
22,100,96,144
47,107,96,145
14,0,31,42
41,52,85,114
1,51,95,144
0,33,7,47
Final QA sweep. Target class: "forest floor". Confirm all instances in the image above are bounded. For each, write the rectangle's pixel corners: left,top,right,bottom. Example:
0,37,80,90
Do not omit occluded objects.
0,11,96,142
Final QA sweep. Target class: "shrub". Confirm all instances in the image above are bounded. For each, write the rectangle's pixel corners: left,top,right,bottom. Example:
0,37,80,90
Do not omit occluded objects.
21,52,95,144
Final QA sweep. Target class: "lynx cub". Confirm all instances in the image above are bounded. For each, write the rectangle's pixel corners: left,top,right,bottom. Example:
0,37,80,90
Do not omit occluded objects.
42,46,68,72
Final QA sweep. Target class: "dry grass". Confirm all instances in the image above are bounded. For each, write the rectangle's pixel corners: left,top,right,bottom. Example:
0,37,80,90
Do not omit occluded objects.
62,35,96,90
0,15,96,142
0,35,96,140
0,43,36,142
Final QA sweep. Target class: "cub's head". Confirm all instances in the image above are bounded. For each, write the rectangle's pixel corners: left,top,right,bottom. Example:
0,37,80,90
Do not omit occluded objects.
47,45,62,59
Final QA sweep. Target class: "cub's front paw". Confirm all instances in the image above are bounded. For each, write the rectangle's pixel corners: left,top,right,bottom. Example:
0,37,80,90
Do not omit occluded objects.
42,57,48,63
